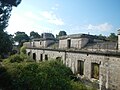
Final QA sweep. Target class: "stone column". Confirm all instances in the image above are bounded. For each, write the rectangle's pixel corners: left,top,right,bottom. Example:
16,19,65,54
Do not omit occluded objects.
118,29,120,50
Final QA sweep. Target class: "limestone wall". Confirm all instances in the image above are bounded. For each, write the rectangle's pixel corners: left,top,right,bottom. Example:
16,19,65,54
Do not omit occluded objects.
118,35,120,50
32,41,44,48
59,39,68,48
44,40,55,47
71,38,88,48
59,38,89,49
108,57,120,90
26,48,120,90
23,42,31,47
26,40,55,48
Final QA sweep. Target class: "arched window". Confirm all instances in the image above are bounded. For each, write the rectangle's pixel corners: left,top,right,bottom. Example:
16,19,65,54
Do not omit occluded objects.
40,54,43,61
28,52,31,56
45,54,48,60
56,57,62,62
33,53,36,60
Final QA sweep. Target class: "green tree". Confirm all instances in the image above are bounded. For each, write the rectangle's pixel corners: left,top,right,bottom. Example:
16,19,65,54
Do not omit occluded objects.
30,31,41,39
0,31,12,58
59,31,67,36
0,0,22,30
0,0,22,58
1,60,73,90
0,0,21,7
98,34,106,40
108,33,117,41
56,31,67,38
14,31,30,47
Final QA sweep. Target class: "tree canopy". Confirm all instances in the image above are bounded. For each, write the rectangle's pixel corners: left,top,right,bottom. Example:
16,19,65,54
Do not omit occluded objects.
30,31,41,39
59,31,67,36
56,31,67,38
0,0,21,7
1,60,73,90
14,31,30,47
0,31,12,58
107,33,117,42
0,0,22,30
0,0,22,58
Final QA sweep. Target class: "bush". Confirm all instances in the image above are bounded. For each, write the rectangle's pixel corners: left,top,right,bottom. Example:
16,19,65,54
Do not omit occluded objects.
8,54,23,63
1,61,73,90
0,66,11,89
20,46,26,54
1,60,94,90
71,81,87,90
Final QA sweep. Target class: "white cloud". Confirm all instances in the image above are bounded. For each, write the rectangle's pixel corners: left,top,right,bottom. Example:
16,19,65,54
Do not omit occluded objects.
51,7,58,10
40,11,64,25
6,12,62,36
6,13,52,35
83,23,113,31
51,3,59,10
55,4,59,7
24,11,43,21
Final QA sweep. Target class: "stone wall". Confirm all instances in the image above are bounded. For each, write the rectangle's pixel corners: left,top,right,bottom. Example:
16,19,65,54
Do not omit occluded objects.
59,39,68,48
44,40,55,47
59,38,89,49
118,35,120,50
23,42,31,47
26,48,120,90
24,40,55,48
32,41,44,48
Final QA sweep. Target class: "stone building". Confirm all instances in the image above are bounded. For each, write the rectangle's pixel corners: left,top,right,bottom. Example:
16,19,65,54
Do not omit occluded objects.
24,32,120,90
59,34,90,49
24,33,57,48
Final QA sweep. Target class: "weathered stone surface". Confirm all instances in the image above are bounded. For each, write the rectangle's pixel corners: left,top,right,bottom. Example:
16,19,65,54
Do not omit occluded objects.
26,48,120,90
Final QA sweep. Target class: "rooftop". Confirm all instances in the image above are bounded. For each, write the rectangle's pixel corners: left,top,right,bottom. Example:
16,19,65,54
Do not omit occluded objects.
59,34,103,40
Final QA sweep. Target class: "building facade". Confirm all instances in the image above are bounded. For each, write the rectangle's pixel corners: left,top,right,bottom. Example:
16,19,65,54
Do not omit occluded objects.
25,32,120,90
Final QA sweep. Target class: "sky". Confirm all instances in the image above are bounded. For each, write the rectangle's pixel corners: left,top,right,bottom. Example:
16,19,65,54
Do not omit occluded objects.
6,0,120,36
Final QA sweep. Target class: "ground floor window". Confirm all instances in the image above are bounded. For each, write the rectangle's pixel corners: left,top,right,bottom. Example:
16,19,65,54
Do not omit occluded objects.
77,60,84,75
45,54,48,60
28,52,30,56
40,54,43,61
33,53,36,60
56,57,62,62
91,63,99,79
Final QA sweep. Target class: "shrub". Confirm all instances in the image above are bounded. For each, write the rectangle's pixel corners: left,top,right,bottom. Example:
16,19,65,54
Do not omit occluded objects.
1,60,95,90
0,66,11,89
20,46,26,54
8,54,23,63
1,61,73,90
71,81,88,90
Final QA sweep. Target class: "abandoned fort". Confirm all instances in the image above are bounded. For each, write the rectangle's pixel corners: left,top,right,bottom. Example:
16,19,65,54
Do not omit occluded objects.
24,30,120,90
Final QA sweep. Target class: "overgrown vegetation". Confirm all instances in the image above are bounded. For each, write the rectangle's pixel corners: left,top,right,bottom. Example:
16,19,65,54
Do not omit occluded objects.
0,53,96,90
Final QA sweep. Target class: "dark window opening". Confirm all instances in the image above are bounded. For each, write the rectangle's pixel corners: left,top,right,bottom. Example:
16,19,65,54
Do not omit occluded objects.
77,60,84,75
33,53,36,60
40,54,43,61
40,42,42,45
45,54,48,60
56,57,62,62
67,39,71,48
91,63,99,79
28,52,30,56
33,42,35,47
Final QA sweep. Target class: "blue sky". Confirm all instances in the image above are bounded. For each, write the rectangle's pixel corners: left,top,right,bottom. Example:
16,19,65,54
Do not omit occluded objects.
6,0,120,36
